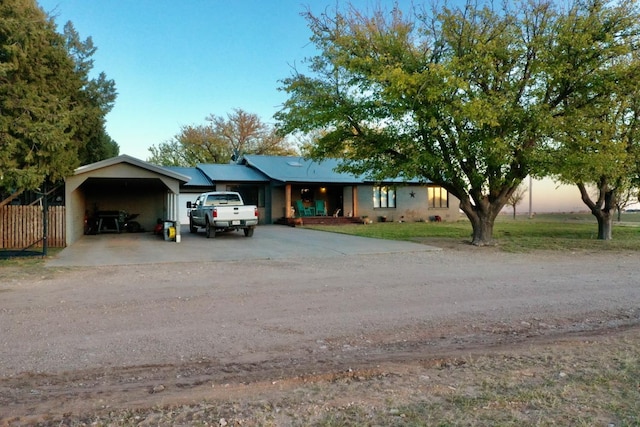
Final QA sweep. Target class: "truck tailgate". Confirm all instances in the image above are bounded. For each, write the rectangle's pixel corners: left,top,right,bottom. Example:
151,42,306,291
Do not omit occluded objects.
214,206,257,222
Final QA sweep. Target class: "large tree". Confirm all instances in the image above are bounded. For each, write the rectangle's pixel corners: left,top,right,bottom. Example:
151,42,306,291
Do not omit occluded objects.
0,0,118,197
148,125,232,166
546,48,640,239
0,0,80,193
275,0,640,245
147,108,298,166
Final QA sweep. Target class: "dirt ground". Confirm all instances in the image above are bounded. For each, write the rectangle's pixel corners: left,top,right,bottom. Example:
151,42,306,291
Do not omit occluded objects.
1,239,639,425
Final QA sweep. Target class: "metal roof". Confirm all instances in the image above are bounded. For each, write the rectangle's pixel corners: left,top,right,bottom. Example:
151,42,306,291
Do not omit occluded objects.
241,155,425,184
74,154,191,183
197,163,269,183
163,166,211,187
241,155,364,184
84,155,428,187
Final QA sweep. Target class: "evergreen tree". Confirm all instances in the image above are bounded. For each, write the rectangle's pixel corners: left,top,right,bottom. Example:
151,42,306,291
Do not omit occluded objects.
0,0,81,192
0,1,118,196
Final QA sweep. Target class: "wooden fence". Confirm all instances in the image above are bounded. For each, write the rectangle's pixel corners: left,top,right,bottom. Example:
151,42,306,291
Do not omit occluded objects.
0,206,66,249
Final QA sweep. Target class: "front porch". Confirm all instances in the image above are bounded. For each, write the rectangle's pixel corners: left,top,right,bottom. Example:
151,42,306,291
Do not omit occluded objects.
276,215,364,226
283,184,359,221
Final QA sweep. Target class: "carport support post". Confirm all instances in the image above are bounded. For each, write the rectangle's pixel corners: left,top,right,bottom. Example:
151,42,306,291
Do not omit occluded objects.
168,191,181,243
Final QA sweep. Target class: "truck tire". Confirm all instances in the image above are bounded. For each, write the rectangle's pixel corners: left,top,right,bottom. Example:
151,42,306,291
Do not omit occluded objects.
189,219,197,233
205,221,215,238
244,227,254,237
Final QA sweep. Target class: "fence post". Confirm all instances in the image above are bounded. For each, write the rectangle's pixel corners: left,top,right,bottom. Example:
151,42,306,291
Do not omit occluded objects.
42,183,48,256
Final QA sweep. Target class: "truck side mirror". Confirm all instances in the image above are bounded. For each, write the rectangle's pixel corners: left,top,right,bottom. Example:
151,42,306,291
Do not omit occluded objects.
186,201,192,209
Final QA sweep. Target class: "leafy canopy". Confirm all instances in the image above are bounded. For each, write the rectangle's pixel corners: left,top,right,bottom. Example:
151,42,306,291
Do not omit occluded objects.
276,0,640,245
539,2,640,239
147,109,298,166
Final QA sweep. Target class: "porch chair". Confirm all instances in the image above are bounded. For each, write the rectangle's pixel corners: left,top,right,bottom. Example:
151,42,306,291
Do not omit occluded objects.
295,199,314,217
315,200,327,216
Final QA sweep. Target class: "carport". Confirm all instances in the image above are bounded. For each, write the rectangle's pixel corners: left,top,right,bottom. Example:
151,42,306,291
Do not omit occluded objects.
64,155,190,246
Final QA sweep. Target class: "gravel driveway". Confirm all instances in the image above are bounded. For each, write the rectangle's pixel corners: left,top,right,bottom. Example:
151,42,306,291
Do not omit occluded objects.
1,228,639,420
46,225,440,267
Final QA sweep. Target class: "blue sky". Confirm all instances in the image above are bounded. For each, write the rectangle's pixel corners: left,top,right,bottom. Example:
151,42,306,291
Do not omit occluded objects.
36,0,418,160
34,1,639,212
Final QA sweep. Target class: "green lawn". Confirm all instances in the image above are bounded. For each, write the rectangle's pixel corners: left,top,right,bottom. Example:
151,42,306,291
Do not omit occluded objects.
306,212,640,252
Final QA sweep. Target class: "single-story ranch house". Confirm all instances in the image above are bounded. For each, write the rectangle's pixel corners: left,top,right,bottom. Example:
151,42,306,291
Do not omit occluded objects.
64,154,459,246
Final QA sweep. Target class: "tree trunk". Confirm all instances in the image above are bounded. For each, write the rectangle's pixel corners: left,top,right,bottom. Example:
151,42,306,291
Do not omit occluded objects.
577,182,615,240
470,215,495,246
459,198,500,246
594,210,613,240
512,206,516,220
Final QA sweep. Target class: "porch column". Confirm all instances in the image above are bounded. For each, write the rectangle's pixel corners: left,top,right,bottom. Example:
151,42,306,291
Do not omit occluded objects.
285,184,292,218
352,186,358,217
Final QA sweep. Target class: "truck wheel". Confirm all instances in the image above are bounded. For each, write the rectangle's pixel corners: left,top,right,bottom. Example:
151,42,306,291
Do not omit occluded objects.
189,219,197,233
206,221,215,238
244,227,254,237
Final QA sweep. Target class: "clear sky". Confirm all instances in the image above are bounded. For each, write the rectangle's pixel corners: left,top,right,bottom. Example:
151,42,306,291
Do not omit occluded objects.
33,1,638,213
36,0,419,160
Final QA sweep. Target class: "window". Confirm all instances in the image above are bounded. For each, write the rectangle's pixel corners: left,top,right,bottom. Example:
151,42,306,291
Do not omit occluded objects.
373,186,396,208
428,186,448,208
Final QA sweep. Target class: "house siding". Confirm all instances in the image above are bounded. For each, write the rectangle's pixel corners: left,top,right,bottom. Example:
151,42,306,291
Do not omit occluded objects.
355,185,459,222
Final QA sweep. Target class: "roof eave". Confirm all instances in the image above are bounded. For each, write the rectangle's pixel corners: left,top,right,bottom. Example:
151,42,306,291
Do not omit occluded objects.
75,155,191,183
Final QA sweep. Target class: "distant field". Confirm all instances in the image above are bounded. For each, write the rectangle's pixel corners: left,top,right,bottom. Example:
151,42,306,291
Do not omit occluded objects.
306,212,640,252
515,211,640,223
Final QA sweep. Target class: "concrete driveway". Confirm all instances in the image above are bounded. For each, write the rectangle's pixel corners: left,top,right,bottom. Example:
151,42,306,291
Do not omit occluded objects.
46,225,440,267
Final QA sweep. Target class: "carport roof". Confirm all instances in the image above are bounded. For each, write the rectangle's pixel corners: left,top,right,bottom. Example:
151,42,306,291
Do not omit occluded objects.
75,154,191,183
197,163,269,182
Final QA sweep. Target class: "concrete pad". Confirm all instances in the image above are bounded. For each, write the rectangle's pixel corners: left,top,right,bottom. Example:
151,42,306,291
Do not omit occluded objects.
46,225,440,267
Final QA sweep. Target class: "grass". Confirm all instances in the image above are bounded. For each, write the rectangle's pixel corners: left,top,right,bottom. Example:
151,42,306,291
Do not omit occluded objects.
305,212,640,252
42,330,640,426
0,248,62,280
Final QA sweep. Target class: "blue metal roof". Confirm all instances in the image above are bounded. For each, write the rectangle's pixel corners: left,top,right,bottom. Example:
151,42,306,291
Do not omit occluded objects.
163,166,211,187
197,163,269,182
241,155,364,184
164,156,426,186
241,155,426,184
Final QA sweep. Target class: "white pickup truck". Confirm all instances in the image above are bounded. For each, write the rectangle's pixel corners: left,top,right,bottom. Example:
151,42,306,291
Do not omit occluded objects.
187,191,258,238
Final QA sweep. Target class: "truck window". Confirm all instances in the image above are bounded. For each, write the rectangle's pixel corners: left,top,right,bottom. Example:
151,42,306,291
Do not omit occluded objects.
206,194,242,206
